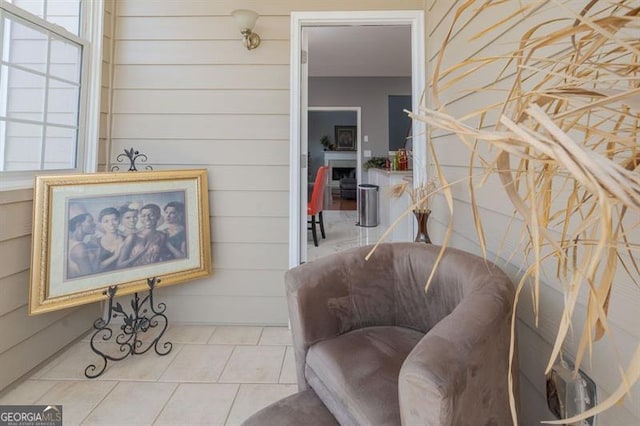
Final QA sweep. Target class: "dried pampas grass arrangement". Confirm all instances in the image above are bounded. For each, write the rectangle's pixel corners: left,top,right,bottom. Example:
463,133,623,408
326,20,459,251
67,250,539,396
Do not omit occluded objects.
409,0,639,423
391,178,438,212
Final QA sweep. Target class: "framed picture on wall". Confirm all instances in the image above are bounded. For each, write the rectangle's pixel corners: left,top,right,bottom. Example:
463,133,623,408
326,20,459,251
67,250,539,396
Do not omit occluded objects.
29,169,212,315
334,125,356,151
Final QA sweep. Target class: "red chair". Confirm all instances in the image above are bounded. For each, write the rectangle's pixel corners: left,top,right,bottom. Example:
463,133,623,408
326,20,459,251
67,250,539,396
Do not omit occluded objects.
308,166,328,247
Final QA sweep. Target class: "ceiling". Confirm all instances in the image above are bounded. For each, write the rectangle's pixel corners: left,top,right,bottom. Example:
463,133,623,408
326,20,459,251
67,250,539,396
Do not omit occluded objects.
307,26,411,77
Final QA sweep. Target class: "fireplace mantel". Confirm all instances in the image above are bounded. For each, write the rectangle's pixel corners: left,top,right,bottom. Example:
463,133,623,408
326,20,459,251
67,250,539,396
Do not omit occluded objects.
323,151,357,163
324,151,357,188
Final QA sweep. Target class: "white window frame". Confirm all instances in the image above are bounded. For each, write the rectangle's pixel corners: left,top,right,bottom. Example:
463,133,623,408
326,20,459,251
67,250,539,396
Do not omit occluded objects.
0,0,103,191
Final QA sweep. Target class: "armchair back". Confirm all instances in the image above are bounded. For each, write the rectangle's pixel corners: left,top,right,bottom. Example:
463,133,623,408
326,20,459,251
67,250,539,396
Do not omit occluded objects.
286,243,516,422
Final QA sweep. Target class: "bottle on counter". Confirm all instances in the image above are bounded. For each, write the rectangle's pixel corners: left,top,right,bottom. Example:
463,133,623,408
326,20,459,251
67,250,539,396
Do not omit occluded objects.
397,149,408,170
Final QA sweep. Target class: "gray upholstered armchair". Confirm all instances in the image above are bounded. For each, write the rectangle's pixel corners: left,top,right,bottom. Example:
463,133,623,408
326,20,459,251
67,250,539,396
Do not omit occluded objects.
243,243,517,426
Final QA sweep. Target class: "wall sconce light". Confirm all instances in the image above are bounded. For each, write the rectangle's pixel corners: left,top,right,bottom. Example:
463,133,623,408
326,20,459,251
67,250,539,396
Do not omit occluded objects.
231,9,261,50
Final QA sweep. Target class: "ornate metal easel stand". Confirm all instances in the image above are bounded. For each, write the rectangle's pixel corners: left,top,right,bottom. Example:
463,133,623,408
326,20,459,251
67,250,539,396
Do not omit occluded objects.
85,148,172,378
85,278,172,378
110,147,152,172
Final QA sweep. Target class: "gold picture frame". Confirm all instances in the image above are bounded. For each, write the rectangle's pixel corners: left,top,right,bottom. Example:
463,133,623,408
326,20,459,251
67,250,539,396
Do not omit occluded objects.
29,169,212,315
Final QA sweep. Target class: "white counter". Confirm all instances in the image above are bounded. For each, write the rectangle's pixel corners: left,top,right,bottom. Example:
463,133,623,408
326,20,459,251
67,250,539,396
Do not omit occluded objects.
366,168,414,241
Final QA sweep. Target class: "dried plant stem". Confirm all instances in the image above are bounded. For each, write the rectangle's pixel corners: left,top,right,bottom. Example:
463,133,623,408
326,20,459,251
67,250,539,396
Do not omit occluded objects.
417,0,640,423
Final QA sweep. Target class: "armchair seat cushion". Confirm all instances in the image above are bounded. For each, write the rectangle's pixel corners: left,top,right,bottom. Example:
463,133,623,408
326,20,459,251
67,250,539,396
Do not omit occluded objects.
306,326,424,426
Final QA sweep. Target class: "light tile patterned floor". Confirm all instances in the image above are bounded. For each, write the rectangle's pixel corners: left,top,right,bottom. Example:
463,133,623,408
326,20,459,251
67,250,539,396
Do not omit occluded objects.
307,210,386,262
0,326,296,425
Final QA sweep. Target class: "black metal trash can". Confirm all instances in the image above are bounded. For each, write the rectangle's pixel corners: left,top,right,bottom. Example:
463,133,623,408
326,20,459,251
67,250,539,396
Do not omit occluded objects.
357,184,379,227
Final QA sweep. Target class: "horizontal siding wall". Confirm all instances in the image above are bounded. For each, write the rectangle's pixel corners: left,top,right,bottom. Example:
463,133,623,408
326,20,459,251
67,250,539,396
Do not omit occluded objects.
425,1,640,425
110,0,425,324
0,1,115,393
0,190,100,392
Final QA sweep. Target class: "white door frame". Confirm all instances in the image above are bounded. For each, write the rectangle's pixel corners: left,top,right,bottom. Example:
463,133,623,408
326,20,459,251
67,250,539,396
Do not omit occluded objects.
289,10,426,268
308,106,363,185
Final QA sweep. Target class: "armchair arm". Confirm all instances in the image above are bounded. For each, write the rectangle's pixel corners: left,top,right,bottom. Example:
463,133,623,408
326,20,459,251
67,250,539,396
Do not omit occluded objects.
285,245,396,390
398,282,516,426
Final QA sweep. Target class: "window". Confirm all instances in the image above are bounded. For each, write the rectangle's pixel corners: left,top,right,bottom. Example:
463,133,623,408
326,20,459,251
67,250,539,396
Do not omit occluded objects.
0,0,102,189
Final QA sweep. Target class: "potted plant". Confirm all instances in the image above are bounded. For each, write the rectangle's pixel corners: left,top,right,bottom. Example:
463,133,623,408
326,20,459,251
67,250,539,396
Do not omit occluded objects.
320,135,331,151
363,156,387,170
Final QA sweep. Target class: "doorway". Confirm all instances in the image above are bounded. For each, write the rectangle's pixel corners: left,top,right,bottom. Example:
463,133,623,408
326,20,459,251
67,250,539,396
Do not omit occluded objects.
289,11,426,267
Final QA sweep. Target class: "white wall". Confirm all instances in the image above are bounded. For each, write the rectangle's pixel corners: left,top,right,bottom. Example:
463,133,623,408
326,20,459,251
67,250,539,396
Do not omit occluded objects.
425,1,640,424
109,0,425,324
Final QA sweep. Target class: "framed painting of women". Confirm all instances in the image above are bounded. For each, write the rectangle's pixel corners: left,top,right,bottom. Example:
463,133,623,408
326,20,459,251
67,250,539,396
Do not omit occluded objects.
29,169,212,315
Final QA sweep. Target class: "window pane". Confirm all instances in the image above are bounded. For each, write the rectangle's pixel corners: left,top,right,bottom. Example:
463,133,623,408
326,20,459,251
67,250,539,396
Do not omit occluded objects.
47,15,78,34
45,0,80,35
11,0,81,35
2,65,46,121
44,125,75,169
47,78,78,126
0,11,83,173
12,0,44,18
2,17,48,74
2,121,43,170
50,36,80,82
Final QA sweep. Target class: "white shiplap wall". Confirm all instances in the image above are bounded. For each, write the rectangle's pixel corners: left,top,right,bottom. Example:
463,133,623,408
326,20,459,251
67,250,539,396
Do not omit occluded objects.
425,1,640,425
109,0,425,324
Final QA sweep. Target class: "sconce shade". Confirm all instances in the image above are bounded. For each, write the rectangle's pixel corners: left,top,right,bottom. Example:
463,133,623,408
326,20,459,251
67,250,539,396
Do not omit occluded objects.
231,9,261,50
231,9,259,30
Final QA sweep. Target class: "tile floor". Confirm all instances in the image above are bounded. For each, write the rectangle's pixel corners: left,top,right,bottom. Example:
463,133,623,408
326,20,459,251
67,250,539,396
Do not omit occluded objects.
307,210,386,262
0,325,297,425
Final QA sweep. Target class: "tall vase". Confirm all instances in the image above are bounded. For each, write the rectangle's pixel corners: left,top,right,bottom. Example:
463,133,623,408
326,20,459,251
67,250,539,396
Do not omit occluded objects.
413,209,431,243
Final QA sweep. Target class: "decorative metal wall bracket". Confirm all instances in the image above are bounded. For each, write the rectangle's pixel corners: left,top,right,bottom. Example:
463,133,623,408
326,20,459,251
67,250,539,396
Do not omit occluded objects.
110,148,153,172
85,277,172,379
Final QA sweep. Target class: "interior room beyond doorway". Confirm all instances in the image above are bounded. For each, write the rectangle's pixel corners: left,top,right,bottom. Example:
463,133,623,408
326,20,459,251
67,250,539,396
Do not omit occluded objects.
308,109,357,211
